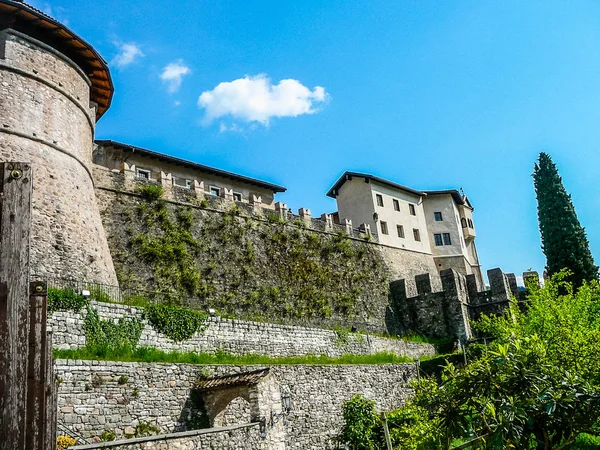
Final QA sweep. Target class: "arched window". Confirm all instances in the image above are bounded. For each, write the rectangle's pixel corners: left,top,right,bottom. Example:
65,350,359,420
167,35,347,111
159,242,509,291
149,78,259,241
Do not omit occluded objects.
461,218,467,228
468,218,473,228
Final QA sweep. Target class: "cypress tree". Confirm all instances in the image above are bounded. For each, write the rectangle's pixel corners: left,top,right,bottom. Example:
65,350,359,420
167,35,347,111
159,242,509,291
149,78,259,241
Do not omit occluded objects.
533,152,598,287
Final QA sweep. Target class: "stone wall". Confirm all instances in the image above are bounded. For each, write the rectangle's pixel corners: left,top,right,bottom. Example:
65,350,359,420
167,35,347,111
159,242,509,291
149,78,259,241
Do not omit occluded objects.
93,171,441,333
0,29,117,284
56,360,416,448
71,425,262,450
49,301,435,358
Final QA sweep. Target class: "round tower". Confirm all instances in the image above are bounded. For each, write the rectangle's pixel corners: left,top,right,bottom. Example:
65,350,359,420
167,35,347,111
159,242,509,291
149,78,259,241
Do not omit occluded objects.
0,1,118,284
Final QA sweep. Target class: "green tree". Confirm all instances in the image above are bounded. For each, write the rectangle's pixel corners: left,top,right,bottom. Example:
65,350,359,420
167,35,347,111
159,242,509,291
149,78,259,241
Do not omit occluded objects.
533,152,598,287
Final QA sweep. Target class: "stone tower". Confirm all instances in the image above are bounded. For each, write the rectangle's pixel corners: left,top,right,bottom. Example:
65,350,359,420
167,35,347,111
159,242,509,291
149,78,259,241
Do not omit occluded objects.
0,1,117,284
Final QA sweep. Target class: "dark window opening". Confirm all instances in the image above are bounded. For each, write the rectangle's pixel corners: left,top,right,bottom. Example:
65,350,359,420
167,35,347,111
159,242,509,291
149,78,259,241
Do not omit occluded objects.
376,194,384,207
397,225,404,238
434,212,443,221
380,221,388,235
393,199,400,211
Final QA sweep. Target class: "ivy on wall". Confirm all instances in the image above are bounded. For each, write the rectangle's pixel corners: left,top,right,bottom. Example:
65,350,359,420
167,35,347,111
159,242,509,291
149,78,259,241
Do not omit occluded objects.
144,304,209,342
83,307,144,354
109,184,389,327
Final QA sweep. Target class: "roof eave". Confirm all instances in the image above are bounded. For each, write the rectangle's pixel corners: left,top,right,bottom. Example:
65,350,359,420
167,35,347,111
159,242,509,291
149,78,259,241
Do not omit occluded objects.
96,140,287,193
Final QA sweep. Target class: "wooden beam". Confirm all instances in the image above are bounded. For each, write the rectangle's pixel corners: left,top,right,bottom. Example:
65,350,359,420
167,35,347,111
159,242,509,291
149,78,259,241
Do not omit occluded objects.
27,281,48,450
0,162,33,450
45,331,57,450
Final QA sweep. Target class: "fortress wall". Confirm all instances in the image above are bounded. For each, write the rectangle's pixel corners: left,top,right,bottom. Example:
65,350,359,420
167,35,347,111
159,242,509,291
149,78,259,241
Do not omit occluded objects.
0,30,117,284
56,360,416,447
49,301,435,358
93,174,443,333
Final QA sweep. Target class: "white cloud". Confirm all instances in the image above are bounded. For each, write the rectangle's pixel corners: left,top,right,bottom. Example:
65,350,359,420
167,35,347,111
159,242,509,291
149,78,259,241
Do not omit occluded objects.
112,42,144,68
198,74,329,127
160,61,191,93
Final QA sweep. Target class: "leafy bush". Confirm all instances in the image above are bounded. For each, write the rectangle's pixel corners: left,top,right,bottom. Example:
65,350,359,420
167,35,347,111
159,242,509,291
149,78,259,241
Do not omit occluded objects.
138,184,163,201
136,421,160,437
573,434,600,449
48,288,89,314
338,395,381,450
338,273,600,449
100,430,115,442
144,304,208,342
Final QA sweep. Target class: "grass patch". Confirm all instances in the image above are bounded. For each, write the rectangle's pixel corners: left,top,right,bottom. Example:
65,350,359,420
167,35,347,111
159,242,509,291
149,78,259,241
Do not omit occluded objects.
53,347,414,365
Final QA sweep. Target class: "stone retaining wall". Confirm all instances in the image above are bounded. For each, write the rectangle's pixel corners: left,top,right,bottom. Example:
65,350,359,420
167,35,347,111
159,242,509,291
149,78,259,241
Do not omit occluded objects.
71,424,262,450
49,301,435,358
56,360,417,449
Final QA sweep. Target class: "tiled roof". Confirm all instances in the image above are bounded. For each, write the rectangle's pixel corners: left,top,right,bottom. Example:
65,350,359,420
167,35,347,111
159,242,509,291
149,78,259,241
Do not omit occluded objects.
326,171,425,198
96,140,287,193
195,368,270,391
0,0,113,119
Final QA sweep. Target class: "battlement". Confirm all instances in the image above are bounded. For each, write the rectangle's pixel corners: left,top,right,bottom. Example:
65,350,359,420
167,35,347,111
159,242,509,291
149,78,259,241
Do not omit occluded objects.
92,164,378,242
390,268,539,341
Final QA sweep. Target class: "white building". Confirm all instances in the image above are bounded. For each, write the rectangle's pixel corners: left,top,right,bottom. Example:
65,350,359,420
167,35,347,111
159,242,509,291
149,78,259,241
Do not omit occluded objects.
327,172,484,285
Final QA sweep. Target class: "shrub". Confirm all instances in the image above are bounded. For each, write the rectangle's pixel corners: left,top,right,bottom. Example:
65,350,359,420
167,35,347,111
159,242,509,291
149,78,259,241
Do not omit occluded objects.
138,184,163,202
136,421,160,437
48,288,88,314
100,430,115,442
144,304,208,342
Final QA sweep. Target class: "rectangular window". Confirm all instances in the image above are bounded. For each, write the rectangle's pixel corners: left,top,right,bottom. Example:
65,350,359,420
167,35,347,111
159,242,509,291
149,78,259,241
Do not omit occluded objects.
434,211,443,221
396,225,404,238
209,186,221,197
409,204,416,216
393,199,400,211
185,179,192,189
443,233,452,245
233,192,242,202
380,221,388,235
376,194,384,207
434,233,443,246
136,168,151,180
413,228,420,241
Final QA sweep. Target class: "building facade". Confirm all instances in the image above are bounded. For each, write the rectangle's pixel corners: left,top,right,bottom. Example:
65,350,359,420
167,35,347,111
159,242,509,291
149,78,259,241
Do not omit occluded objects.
327,172,484,285
93,140,286,208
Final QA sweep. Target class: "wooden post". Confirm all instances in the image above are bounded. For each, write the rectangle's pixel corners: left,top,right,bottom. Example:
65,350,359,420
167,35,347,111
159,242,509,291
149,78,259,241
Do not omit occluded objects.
382,412,393,450
45,331,57,450
27,281,48,450
0,162,33,449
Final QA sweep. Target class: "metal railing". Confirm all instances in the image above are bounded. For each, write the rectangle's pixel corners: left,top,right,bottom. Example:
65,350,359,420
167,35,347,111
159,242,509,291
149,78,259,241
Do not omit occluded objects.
29,274,196,308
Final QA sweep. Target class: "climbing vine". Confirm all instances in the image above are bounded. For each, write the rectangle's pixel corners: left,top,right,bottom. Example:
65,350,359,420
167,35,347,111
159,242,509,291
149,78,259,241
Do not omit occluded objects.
144,304,209,342
83,308,144,354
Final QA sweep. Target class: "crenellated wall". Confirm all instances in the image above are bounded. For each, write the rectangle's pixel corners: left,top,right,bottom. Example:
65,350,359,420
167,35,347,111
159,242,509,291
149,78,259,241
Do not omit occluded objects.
92,167,442,333
390,268,537,340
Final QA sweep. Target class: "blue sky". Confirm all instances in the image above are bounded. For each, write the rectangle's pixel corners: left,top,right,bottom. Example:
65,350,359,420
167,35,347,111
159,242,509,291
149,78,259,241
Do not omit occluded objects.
32,0,600,279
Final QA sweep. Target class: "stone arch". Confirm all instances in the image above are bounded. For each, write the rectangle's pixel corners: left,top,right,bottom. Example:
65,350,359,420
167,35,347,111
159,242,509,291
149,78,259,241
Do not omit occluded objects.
192,368,287,448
